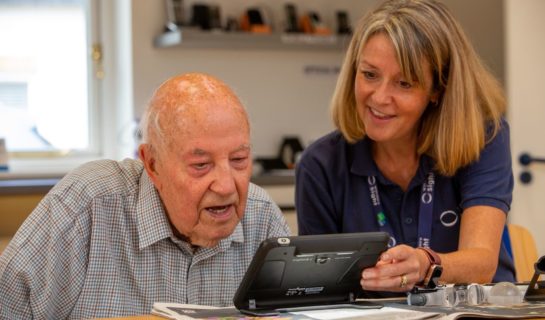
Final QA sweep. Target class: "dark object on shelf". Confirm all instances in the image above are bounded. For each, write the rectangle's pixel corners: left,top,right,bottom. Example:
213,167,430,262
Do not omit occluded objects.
247,8,264,25
300,11,331,35
284,3,299,33
191,4,211,30
209,5,222,29
255,158,288,172
225,17,239,31
279,136,304,169
336,10,352,34
164,0,184,31
254,136,304,173
240,7,271,33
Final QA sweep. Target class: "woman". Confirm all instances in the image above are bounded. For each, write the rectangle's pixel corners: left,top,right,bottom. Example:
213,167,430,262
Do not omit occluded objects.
295,0,514,293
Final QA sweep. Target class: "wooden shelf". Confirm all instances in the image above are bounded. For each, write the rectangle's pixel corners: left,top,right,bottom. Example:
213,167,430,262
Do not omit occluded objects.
153,28,351,51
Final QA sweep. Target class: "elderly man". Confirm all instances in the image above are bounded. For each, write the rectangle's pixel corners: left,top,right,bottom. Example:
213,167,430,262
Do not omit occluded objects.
0,73,290,319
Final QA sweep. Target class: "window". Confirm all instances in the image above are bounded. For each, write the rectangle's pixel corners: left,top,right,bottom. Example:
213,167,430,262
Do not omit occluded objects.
0,0,99,162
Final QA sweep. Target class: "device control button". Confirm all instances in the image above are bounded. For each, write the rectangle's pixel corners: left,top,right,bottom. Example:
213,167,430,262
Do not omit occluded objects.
277,237,290,245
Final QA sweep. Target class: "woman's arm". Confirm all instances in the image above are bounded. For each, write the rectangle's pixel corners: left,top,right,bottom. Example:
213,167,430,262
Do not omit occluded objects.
360,205,505,292
441,205,505,283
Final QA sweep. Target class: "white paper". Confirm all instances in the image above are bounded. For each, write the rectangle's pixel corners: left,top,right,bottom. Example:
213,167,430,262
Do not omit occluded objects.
290,306,441,320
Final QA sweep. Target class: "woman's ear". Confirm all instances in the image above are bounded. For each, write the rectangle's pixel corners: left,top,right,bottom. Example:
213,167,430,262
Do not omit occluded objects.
430,91,440,106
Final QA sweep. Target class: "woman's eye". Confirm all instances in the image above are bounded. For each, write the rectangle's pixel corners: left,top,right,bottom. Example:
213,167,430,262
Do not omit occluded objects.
362,71,377,80
399,80,413,89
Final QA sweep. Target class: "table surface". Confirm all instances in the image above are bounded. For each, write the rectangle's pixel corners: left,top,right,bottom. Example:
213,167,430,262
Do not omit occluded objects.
96,316,162,320
97,314,544,320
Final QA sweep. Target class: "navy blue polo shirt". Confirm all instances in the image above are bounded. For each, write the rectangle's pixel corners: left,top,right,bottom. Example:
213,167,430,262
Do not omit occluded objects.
295,120,515,282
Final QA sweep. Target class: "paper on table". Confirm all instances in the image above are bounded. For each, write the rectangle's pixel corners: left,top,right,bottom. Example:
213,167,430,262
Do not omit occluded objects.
290,306,442,320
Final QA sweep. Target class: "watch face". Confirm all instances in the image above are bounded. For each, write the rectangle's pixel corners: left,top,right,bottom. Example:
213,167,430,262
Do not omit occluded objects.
428,265,443,289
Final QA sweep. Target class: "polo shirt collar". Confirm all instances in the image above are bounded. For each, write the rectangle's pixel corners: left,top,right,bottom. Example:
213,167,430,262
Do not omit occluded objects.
350,138,380,177
135,170,245,251
349,137,435,187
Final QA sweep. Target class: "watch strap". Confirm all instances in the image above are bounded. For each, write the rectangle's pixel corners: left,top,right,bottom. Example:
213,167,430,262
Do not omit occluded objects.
417,247,442,288
417,247,441,266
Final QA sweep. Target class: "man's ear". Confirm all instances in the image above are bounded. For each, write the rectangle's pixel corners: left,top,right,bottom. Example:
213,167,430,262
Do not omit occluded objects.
139,144,158,179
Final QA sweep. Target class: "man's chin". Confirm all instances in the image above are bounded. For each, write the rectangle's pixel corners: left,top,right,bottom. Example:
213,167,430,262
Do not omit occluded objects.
192,238,220,248
190,224,239,248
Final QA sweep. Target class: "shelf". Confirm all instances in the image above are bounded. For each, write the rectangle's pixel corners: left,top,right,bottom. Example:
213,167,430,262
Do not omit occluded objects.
153,28,351,51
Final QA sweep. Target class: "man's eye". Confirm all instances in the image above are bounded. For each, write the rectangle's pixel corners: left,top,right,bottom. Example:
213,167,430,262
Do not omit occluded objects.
231,157,248,164
231,157,249,168
192,163,209,170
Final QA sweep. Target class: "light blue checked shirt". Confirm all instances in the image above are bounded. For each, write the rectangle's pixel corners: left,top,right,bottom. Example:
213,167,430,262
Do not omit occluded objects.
0,159,290,319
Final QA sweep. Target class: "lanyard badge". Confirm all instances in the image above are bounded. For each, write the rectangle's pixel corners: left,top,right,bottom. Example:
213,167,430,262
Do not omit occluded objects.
367,172,435,248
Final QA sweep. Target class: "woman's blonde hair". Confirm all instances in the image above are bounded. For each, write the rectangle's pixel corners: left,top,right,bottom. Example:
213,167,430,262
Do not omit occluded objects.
331,0,505,176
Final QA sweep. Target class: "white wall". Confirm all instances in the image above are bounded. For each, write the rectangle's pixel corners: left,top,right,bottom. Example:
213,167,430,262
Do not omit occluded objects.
506,0,545,256
131,0,377,157
129,0,503,158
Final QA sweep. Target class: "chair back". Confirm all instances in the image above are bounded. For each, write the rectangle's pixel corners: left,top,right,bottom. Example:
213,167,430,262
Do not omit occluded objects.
509,224,539,282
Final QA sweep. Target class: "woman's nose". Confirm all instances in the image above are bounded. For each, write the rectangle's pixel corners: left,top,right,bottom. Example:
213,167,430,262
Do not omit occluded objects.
371,82,393,105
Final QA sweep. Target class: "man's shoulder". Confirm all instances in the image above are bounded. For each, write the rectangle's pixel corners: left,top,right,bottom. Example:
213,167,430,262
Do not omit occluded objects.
246,182,274,203
240,183,290,239
243,183,281,222
51,158,144,203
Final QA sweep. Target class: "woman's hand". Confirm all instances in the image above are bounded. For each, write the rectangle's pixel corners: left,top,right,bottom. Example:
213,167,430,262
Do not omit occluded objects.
360,244,430,292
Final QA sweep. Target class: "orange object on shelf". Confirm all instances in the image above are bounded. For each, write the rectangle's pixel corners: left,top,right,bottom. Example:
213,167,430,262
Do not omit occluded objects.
240,10,271,34
299,13,331,35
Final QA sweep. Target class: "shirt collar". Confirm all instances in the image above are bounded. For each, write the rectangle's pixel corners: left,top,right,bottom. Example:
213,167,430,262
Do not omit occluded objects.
350,138,379,177
136,171,173,250
135,170,245,251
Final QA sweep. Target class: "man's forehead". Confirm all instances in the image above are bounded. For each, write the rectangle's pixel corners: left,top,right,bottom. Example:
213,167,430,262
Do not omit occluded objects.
189,144,251,156
155,77,245,126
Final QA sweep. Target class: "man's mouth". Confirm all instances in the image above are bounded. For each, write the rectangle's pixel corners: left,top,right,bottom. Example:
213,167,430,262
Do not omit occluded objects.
205,204,233,219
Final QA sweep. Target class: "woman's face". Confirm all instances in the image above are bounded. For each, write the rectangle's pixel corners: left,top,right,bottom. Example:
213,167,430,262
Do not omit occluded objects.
355,33,437,145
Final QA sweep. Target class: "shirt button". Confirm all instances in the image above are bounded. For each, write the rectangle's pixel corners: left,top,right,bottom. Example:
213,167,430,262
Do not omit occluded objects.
404,217,413,224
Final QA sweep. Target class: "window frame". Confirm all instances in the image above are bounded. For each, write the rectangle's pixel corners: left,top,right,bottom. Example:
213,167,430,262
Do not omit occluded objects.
2,0,135,177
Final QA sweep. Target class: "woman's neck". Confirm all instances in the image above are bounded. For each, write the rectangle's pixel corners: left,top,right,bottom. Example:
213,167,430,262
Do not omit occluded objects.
372,139,419,191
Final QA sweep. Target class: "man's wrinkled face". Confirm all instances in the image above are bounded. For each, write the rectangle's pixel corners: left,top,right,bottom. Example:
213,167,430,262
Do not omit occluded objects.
141,97,252,248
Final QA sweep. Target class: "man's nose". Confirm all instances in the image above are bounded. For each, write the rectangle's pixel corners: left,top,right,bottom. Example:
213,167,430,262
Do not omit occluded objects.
210,164,236,195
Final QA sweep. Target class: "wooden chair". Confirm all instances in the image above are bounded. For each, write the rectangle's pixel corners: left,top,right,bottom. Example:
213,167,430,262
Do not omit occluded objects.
0,237,11,255
508,224,539,282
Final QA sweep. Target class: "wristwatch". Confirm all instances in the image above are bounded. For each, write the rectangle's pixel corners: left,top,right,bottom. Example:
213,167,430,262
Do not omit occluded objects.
418,247,443,289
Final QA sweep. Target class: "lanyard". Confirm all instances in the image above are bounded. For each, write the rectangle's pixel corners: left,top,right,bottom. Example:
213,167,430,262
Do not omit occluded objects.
367,172,435,248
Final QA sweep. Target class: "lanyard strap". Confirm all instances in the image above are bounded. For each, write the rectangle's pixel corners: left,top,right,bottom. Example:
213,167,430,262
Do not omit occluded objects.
367,172,435,248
